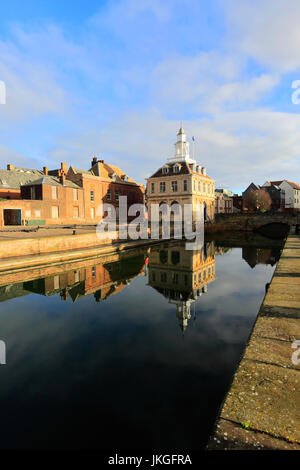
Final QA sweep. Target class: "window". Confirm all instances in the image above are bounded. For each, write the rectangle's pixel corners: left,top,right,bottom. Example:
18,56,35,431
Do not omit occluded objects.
90,190,94,202
73,189,78,201
162,167,169,174
52,186,58,200
172,273,179,285
173,165,180,173
183,180,187,191
25,210,31,218
73,207,79,218
193,181,196,191
107,189,112,200
151,183,155,193
35,210,41,218
30,187,36,200
51,206,59,219
115,190,119,201
160,182,166,192
54,276,60,290
161,272,167,282
92,267,96,277
203,183,206,193
171,181,178,192
91,207,95,219
198,182,201,192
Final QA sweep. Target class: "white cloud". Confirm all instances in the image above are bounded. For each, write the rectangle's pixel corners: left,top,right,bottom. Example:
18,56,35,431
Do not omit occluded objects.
223,0,300,72
0,145,40,169
45,108,300,191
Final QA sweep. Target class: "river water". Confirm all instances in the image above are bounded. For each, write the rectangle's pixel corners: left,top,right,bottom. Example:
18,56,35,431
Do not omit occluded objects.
0,236,283,449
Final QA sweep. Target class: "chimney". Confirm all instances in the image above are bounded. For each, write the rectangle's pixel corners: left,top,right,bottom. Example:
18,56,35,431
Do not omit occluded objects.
61,162,68,174
91,156,98,167
60,174,66,186
43,166,49,175
7,164,14,171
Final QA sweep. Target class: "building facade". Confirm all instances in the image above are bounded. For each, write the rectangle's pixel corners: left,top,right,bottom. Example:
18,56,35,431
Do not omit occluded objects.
215,189,233,214
146,126,215,222
0,159,144,226
277,180,300,210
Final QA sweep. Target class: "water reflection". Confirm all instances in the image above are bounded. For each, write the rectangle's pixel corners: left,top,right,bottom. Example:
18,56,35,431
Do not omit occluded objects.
0,237,283,449
0,242,282,319
147,241,216,333
0,250,146,304
242,247,281,269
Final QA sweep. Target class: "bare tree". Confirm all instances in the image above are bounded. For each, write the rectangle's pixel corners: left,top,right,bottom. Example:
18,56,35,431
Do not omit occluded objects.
244,189,272,212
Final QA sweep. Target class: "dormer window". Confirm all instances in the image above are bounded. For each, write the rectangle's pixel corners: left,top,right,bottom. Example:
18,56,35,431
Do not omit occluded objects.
122,175,128,182
162,166,169,174
110,172,117,180
173,164,181,173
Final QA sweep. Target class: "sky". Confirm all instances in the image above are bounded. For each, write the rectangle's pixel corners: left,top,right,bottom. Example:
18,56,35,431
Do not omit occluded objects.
0,0,299,193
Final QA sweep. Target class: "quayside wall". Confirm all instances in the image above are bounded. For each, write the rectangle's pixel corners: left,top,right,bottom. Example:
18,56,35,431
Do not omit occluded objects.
207,234,300,450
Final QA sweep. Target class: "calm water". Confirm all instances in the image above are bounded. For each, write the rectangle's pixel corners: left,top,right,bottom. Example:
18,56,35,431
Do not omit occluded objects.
0,237,282,449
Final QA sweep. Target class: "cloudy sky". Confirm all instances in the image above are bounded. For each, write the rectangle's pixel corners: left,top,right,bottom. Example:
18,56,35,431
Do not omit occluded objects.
0,0,299,193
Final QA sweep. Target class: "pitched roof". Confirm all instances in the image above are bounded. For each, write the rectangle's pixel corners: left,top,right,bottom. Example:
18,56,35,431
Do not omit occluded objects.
149,161,190,178
285,180,300,190
22,175,81,189
0,168,44,190
91,161,138,184
149,161,213,179
69,161,140,185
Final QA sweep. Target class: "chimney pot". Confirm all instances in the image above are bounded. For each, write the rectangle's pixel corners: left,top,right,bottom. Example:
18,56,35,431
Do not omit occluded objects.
61,162,68,174
43,166,49,175
7,164,14,171
91,156,98,167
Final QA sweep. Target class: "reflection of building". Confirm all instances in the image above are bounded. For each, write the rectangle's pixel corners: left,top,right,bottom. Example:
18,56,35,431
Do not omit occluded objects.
146,126,215,222
21,254,146,302
242,247,281,268
147,241,215,333
214,246,232,256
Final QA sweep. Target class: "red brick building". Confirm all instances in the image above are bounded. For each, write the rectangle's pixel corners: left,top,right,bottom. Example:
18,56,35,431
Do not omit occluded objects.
0,159,144,226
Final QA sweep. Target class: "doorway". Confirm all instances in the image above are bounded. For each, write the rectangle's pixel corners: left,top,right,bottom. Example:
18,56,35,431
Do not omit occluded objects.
3,209,22,225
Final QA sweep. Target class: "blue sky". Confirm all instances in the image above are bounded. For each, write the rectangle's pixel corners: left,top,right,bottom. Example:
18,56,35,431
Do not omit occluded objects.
0,0,299,193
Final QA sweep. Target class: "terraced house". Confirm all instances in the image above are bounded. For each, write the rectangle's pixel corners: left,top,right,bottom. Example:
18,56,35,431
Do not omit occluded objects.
0,159,144,226
146,126,215,221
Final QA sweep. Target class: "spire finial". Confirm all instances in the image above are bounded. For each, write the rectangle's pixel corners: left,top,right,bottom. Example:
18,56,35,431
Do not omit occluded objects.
178,122,184,135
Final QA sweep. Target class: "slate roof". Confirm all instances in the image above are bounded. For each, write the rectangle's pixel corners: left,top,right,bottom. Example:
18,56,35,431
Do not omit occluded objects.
149,161,213,179
0,168,44,190
22,175,81,189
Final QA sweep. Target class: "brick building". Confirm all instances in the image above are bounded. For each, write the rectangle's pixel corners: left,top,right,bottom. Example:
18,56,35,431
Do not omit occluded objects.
0,159,144,226
214,189,233,214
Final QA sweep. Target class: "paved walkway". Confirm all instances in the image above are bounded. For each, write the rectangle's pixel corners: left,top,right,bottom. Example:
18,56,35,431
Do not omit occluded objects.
207,235,300,450
0,225,97,241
